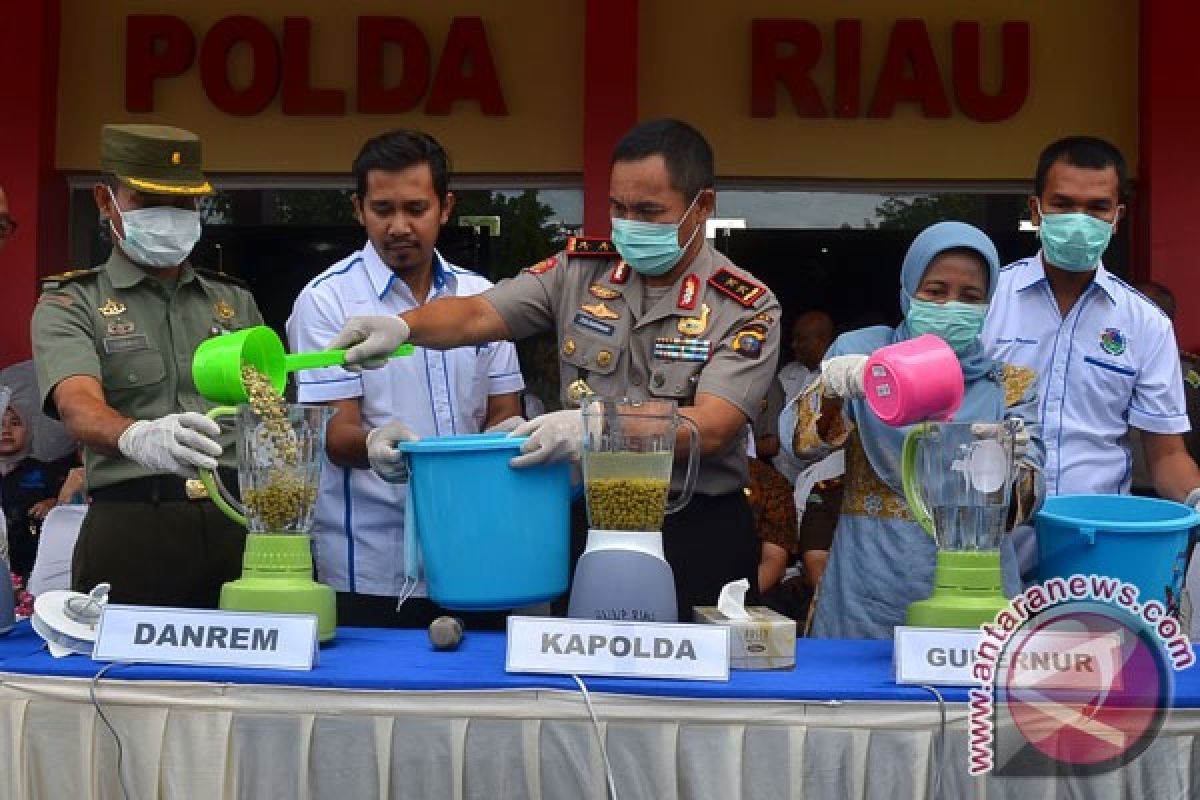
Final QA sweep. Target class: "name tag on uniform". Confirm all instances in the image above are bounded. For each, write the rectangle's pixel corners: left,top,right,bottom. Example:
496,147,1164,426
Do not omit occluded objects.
654,337,710,362
573,313,615,337
102,334,150,354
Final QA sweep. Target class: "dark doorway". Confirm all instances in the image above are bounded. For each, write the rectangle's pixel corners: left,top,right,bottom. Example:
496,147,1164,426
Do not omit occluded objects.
719,227,1041,339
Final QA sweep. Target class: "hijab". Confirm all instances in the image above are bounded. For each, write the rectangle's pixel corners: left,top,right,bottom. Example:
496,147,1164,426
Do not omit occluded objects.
828,221,1004,492
0,378,37,475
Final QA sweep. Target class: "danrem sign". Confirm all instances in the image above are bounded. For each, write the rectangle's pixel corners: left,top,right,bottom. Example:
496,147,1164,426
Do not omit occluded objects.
123,15,1029,122
124,15,507,116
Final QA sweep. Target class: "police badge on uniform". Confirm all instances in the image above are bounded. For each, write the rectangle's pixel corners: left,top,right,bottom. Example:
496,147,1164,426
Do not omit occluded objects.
731,320,770,359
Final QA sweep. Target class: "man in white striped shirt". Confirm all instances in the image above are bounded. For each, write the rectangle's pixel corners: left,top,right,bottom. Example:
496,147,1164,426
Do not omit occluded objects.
287,131,523,628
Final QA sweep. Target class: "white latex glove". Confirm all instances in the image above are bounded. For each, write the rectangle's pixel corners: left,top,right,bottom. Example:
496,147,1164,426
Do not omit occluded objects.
485,416,526,434
366,421,420,483
117,413,223,478
971,418,1030,462
328,315,411,371
508,410,583,468
820,355,869,399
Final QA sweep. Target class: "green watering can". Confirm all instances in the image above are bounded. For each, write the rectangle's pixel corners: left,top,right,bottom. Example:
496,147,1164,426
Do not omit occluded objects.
900,420,1019,629
192,325,414,404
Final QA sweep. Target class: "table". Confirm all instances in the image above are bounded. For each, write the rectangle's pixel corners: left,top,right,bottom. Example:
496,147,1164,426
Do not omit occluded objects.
0,622,1196,799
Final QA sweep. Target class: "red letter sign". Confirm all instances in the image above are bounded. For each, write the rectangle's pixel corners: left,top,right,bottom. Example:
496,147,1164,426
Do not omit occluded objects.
199,16,281,116
426,17,507,115
750,19,826,118
832,19,862,118
953,21,1029,123
282,17,346,114
357,17,431,113
868,19,951,118
126,15,195,112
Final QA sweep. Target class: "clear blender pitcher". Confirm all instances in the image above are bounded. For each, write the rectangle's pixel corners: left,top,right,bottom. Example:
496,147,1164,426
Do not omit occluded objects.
569,397,701,623
900,419,1019,628
203,404,331,533
580,397,700,532
199,402,337,641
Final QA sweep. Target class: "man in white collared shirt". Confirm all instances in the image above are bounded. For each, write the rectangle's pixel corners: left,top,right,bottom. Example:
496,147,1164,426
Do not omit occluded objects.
982,136,1200,505
287,131,523,628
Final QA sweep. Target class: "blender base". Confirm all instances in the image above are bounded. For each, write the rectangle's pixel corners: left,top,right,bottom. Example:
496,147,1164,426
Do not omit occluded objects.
219,533,337,642
568,530,678,623
905,550,1008,629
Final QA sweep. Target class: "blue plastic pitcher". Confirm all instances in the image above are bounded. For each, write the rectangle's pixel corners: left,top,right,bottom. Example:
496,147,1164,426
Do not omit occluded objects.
398,434,571,610
1035,495,1200,610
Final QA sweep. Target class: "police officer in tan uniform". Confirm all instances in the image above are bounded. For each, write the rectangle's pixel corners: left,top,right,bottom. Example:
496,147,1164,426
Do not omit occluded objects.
328,119,782,617
31,124,264,607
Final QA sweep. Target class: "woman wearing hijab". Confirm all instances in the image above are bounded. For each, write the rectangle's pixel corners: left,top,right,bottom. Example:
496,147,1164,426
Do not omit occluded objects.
0,379,76,581
780,221,1044,639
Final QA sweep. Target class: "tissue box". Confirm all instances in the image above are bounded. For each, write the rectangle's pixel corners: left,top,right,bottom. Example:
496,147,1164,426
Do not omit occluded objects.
693,606,796,670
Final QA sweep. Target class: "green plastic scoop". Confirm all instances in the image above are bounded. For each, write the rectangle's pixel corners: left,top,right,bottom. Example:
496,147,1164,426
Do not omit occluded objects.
192,324,414,404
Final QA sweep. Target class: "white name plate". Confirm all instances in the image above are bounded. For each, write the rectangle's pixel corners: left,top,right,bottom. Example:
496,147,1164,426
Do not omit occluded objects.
506,616,730,681
894,627,983,686
94,605,318,671
894,626,1123,688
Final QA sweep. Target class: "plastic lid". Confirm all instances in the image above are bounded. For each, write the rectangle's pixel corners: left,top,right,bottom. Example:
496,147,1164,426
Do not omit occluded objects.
398,432,529,453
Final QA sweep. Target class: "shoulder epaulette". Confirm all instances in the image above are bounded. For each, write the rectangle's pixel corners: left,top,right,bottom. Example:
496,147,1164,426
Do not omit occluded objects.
708,267,768,308
196,268,250,289
40,268,99,289
566,236,618,258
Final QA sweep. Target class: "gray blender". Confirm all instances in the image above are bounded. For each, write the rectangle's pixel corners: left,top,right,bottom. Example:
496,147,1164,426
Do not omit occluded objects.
568,397,700,623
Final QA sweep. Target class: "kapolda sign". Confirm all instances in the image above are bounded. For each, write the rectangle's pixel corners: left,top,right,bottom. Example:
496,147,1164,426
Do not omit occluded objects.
125,15,507,117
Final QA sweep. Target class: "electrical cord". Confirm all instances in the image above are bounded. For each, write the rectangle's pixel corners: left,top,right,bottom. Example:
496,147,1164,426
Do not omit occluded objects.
918,685,948,800
571,674,619,800
90,661,134,800
395,576,418,612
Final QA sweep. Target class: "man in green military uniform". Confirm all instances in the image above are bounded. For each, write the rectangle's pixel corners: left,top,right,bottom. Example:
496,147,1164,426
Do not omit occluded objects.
327,119,782,618
31,124,263,607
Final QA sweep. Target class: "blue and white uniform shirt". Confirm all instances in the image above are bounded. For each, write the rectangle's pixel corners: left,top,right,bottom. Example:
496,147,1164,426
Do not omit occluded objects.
981,252,1188,496
286,244,524,596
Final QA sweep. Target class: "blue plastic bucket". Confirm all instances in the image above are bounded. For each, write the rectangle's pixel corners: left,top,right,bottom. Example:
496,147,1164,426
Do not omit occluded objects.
1035,495,1200,609
399,434,571,610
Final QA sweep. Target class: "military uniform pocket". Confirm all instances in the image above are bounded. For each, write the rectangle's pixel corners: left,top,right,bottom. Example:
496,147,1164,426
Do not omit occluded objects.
101,349,167,391
559,329,622,376
647,361,702,401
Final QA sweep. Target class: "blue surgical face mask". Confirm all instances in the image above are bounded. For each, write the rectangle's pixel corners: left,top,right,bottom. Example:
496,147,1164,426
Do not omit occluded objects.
107,186,202,269
1036,198,1118,272
610,193,703,277
906,297,989,356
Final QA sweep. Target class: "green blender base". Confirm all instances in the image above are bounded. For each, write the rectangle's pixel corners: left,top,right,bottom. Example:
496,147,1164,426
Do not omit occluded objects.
220,533,337,642
906,550,1008,629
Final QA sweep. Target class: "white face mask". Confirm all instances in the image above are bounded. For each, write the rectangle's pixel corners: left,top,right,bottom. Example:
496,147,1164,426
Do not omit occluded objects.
107,187,202,268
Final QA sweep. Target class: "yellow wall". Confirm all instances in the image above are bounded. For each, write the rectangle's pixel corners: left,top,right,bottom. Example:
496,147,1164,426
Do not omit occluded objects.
56,0,584,174
640,0,1137,180
57,1,1137,180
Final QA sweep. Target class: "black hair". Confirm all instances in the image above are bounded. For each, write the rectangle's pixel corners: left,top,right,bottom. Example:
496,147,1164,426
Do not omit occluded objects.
1035,136,1130,202
611,119,714,201
352,130,450,202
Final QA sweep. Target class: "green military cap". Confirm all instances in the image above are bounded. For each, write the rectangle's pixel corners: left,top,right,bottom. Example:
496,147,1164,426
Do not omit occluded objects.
100,124,213,196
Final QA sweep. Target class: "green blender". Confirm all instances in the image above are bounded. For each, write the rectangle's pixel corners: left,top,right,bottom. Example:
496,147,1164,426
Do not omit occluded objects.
900,419,1019,628
199,402,337,642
